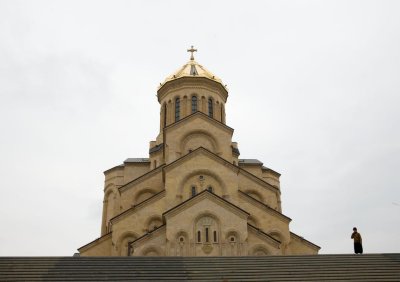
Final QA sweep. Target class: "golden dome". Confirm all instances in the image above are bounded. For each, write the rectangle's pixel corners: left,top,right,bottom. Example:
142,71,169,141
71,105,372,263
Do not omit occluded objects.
158,47,227,90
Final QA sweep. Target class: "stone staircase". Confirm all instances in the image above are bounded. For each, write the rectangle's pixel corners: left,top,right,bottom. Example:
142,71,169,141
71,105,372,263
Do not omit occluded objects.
1,254,399,281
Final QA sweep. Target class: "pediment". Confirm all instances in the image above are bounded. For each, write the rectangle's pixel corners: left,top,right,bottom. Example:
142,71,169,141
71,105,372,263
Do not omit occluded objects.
248,224,281,248
164,147,238,173
110,190,166,225
163,190,249,220
164,147,278,194
130,225,166,256
119,165,164,193
165,111,233,136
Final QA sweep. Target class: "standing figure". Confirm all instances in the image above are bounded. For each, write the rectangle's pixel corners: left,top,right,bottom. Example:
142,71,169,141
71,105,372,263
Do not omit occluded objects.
351,227,363,254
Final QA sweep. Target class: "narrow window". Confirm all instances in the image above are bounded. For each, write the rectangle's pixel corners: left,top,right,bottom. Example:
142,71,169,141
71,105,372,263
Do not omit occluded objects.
175,98,180,121
213,231,217,242
191,96,197,113
208,98,213,118
205,227,209,242
197,231,201,242
191,186,196,197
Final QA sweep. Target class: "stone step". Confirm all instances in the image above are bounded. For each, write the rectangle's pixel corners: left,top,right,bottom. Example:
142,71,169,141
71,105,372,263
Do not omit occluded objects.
0,254,399,281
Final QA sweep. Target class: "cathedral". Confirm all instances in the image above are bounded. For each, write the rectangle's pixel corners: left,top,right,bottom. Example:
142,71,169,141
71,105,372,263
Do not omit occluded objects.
78,47,320,256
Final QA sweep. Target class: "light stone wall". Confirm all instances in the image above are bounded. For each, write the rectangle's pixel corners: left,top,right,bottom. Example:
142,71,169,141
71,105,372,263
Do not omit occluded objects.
79,62,320,257
163,113,234,164
123,163,151,184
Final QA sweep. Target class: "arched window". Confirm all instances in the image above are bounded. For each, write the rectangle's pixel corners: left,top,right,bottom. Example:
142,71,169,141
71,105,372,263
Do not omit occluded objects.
197,230,201,243
191,186,196,197
191,96,197,113
175,98,180,121
205,227,209,242
213,231,217,243
208,98,213,118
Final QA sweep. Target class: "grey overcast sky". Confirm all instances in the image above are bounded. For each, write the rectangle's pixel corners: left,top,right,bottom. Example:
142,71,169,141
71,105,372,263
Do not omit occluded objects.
0,0,399,256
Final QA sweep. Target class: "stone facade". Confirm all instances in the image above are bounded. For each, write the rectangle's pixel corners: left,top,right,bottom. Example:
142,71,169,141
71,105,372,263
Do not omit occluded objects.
78,51,320,256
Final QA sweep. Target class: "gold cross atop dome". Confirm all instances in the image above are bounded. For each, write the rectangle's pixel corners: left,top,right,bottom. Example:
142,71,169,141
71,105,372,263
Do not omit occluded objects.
187,45,197,61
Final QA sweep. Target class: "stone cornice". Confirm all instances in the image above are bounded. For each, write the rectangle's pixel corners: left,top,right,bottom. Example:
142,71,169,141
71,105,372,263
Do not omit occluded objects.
78,232,112,252
157,77,228,103
130,224,166,248
290,232,321,250
110,190,166,224
238,167,280,194
248,224,281,248
163,190,249,220
262,166,281,177
119,165,164,193
103,164,124,175
164,111,234,136
238,190,291,223
163,147,240,175
163,147,279,195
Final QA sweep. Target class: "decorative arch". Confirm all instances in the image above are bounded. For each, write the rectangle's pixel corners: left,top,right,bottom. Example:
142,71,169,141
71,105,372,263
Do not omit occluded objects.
193,212,221,255
179,130,219,155
162,102,167,128
104,188,118,232
134,188,157,205
225,229,241,256
201,96,206,112
175,230,189,256
182,95,188,117
177,169,227,198
116,231,138,256
167,99,172,125
244,189,264,202
226,230,240,242
104,183,115,192
142,245,162,256
248,215,259,228
251,244,270,256
145,215,163,232
268,230,285,244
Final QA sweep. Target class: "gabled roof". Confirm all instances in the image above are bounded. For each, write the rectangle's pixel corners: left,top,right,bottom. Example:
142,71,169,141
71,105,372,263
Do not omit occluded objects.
238,190,291,223
77,232,112,252
110,190,166,224
248,223,281,248
164,111,234,135
290,232,321,250
130,224,166,247
163,189,250,219
119,165,164,193
164,147,279,194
